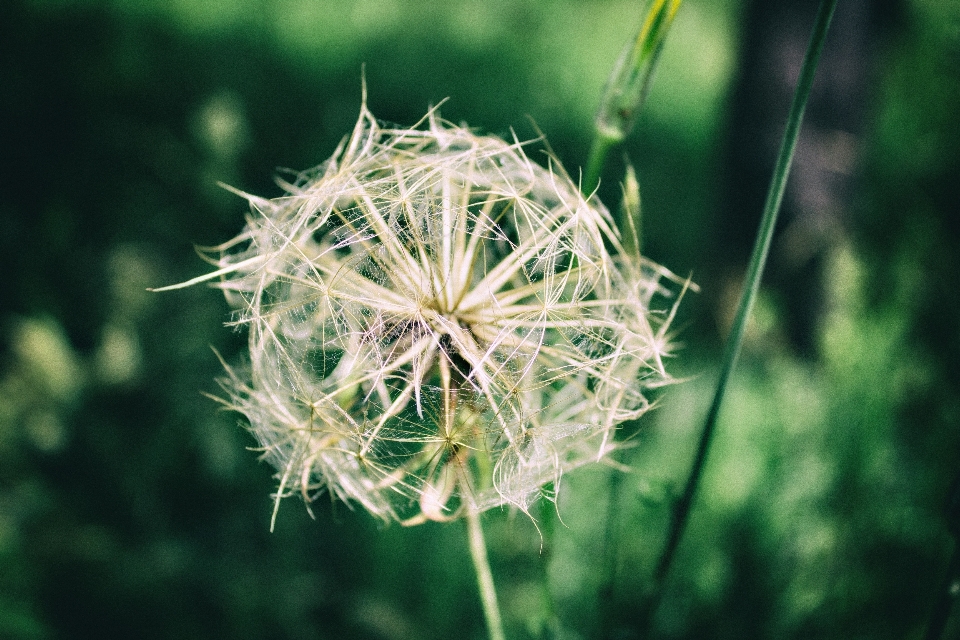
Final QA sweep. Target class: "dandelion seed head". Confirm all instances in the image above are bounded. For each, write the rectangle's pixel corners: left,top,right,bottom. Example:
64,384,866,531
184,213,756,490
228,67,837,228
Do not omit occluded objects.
204,102,685,524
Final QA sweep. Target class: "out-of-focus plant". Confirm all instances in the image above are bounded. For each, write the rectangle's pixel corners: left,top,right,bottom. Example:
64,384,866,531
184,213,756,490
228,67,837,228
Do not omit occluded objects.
584,0,682,195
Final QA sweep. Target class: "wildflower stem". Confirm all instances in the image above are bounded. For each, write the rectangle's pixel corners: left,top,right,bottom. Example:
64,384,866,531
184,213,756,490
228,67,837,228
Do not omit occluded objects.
583,132,619,197
583,0,683,196
466,509,506,640
646,0,837,621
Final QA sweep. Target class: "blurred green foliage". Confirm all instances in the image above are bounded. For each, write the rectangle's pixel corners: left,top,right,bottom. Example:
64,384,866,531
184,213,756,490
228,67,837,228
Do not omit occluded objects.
1,0,958,638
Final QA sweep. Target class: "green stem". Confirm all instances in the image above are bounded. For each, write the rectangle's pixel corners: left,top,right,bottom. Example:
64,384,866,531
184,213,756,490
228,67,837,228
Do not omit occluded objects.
583,0,682,197
467,509,506,640
583,132,619,197
646,0,838,620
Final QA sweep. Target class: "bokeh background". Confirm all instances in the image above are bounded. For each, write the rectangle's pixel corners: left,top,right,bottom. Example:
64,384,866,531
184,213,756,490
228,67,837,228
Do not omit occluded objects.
2,0,958,638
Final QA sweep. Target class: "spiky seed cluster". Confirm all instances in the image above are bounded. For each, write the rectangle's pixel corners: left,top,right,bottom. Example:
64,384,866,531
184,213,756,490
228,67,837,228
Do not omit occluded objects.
203,103,682,525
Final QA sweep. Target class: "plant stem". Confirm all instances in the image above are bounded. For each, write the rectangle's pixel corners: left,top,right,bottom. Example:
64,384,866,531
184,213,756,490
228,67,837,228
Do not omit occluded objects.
583,132,619,197
645,0,838,621
467,509,506,640
583,0,682,196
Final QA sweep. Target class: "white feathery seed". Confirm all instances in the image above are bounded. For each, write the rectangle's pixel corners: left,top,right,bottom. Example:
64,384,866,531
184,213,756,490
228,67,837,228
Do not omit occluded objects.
174,101,687,526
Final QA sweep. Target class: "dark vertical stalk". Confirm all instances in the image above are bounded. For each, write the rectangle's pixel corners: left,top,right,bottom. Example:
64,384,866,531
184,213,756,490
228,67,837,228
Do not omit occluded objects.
642,0,838,628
